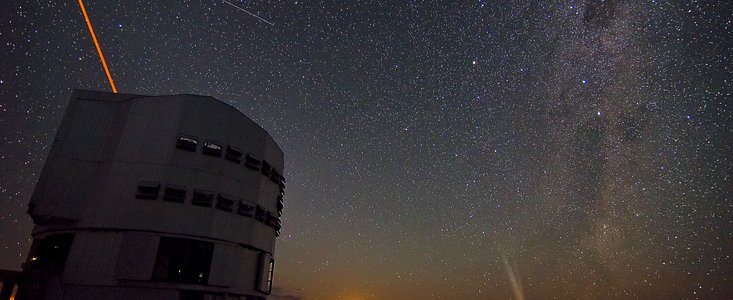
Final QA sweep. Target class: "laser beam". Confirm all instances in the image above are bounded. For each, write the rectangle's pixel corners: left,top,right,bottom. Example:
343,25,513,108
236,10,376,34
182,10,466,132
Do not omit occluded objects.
77,0,117,93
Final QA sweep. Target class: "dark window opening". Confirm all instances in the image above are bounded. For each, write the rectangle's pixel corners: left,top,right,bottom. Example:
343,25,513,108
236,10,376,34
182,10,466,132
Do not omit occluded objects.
237,201,254,217
152,237,214,285
277,195,284,214
163,184,187,203
192,189,215,207
225,146,243,163
245,153,261,170
136,181,160,199
215,194,235,212
256,253,274,294
269,170,281,184
265,211,277,227
261,161,272,177
255,206,265,222
176,135,198,152
28,233,75,274
275,218,282,236
202,141,223,157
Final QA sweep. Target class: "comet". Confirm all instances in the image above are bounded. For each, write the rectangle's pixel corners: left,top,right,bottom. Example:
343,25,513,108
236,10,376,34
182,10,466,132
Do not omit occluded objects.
502,253,525,300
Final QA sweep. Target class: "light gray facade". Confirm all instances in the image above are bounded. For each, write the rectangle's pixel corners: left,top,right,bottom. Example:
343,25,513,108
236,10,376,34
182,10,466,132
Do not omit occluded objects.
23,90,285,300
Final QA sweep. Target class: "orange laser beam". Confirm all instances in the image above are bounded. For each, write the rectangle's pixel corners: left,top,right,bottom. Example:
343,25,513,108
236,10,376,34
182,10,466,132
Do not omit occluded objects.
77,0,117,93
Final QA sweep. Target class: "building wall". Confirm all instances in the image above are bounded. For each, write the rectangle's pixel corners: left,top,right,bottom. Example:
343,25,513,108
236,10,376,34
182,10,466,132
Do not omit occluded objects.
25,90,284,299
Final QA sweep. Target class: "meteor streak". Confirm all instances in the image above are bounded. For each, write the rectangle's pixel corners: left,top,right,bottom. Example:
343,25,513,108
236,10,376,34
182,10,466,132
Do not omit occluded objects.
220,0,275,26
77,0,117,93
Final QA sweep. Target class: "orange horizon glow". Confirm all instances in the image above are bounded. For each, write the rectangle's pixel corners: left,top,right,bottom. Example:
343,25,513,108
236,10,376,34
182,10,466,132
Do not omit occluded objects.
77,0,117,93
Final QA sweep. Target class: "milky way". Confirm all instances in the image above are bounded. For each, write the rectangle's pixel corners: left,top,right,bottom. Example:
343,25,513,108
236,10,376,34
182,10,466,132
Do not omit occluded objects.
0,1,731,299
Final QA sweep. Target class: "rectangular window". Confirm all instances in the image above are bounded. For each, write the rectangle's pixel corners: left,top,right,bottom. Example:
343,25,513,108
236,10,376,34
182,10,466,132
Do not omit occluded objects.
261,161,272,177
277,195,284,215
237,201,254,217
255,206,265,222
245,153,261,170
152,237,214,284
269,170,281,184
136,181,160,199
265,211,277,227
279,178,286,196
202,141,223,157
215,194,235,212
256,253,274,294
176,135,198,152
192,189,215,207
163,184,187,203
28,233,75,274
225,146,243,163
275,218,282,236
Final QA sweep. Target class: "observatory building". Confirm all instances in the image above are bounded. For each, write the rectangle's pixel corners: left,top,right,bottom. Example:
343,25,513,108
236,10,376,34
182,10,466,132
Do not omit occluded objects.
18,90,285,300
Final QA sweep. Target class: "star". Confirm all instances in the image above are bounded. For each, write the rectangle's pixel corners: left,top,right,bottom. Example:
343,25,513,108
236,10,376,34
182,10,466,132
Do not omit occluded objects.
0,1,729,299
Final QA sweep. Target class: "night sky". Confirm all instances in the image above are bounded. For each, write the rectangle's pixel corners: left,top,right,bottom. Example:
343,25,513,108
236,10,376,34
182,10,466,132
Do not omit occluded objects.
1,1,732,299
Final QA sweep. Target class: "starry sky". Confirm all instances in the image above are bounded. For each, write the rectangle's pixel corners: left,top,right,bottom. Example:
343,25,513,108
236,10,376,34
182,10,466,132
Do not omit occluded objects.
1,1,732,299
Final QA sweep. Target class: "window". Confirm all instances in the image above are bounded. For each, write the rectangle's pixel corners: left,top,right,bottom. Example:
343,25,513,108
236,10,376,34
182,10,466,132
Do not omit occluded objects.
215,194,235,212
136,181,160,199
176,135,198,152
28,233,75,274
261,161,272,177
269,170,281,184
152,237,214,284
225,146,243,163
163,184,187,203
192,189,215,207
237,201,254,217
279,177,286,196
275,218,282,237
255,206,265,222
277,195,284,216
202,141,223,157
265,211,277,227
256,253,274,294
245,153,261,170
